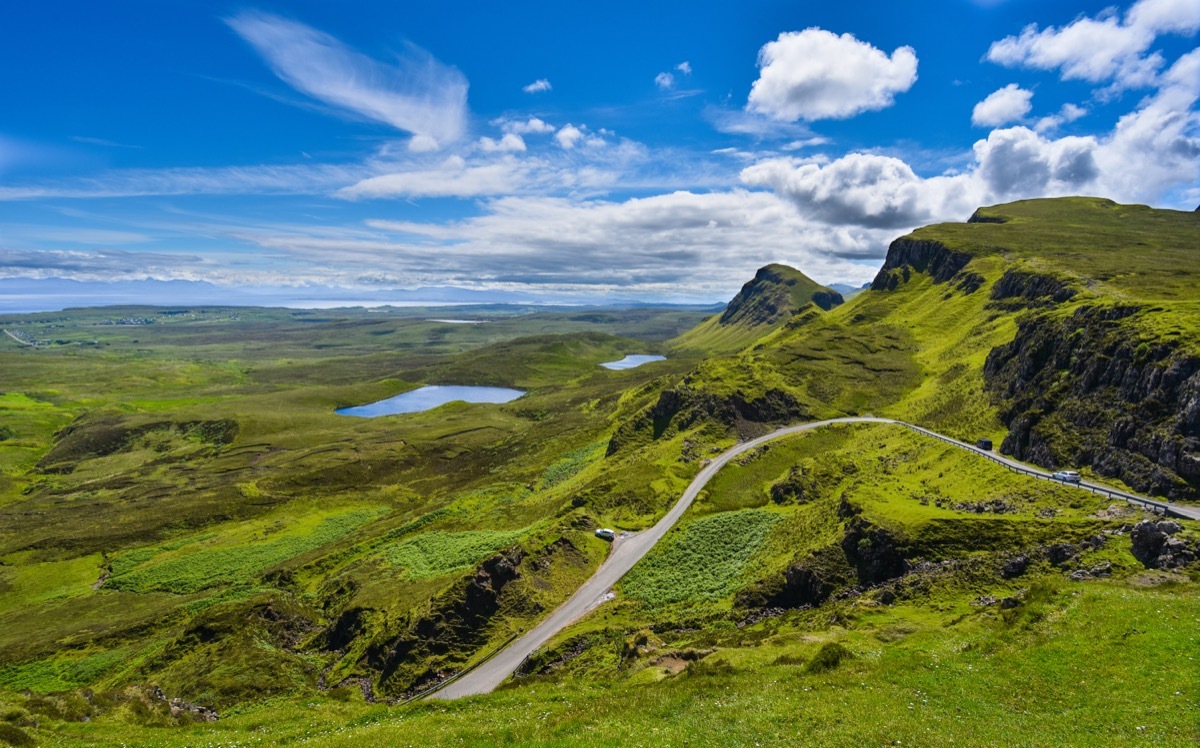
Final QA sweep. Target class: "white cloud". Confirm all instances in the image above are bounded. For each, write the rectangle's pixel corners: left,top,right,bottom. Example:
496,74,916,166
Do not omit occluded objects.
655,72,675,89
1035,102,1088,133
555,124,584,149
986,0,1200,90
747,28,918,121
972,84,1034,127
972,127,1100,197
1090,47,1200,200
523,78,552,93
0,163,368,200
336,156,527,199
676,61,692,75
226,12,468,145
408,134,441,153
497,117,556,135
741,154,980,229
704,106,818,139
0,247,206,281
245,190,890,291
478,133,527,152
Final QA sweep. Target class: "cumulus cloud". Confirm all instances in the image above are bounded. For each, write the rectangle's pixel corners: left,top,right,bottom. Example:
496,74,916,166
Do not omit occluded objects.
987,0,1200,90
555,124,585,149
523,78,552,93
656,61,692,90
741,154,980,229
973,127,1100,197
478,133,526,152
747,28,918,121
740,47,1200,233
1035,103,1088,133
972,84,1034,126
497,117,556,135
226,12,468,146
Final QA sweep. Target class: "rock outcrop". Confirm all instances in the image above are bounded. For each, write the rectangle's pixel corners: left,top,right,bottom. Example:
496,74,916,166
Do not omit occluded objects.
870,238,973,291
984,304,1200,500
367,548,525,696
1130,520,1196,568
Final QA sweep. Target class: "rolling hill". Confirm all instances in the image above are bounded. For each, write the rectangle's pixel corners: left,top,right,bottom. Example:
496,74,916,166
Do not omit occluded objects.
0,197,1196,746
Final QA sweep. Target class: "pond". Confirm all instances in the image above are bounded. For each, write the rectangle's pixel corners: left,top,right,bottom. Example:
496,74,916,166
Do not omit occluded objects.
600,354,667,370
336,385,525,417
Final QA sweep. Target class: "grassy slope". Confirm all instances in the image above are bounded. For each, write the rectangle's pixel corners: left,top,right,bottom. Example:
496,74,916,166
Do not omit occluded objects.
20,425,1199,746
671,264,842,354
0,306,711,712
1,199,1198,744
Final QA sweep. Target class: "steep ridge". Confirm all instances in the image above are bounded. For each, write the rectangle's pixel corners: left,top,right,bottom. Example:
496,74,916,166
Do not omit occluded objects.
885,198,1200,500
618,197,1200,502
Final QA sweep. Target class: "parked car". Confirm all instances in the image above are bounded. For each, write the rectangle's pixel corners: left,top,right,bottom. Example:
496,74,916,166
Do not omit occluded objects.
1051,470,1082,483
594,528,616,541
976,438,993,451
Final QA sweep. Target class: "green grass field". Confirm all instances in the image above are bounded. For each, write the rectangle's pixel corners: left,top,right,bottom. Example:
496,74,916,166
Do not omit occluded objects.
0,199,1197,746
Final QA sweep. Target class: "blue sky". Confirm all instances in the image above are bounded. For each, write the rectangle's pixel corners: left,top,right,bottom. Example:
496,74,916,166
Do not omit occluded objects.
2,0,1198,306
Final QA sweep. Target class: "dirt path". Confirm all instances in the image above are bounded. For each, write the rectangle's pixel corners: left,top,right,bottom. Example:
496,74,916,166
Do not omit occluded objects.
2,329,35,347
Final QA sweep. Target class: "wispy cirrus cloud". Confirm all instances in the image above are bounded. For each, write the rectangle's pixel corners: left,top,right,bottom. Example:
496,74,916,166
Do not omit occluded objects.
226,11,468,148
0,246,207,280
0,162,368,200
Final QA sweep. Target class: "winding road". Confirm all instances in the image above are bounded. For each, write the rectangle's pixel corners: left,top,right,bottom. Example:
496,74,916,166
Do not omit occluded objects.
430,416,1198,700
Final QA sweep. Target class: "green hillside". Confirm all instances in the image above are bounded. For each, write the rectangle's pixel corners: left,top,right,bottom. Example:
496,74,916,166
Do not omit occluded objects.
671,263,844,353
0,198,1197,746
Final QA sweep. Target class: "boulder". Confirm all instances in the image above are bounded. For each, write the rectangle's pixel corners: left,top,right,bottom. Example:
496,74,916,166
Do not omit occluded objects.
1000,555,1029,579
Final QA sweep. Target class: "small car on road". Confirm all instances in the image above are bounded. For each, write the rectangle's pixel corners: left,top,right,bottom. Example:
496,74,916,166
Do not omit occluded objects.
594,528,616,541
1051,470,1082,483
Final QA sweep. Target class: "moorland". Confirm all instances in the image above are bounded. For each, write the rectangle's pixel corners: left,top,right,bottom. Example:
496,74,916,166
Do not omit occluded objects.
0,197,1197,747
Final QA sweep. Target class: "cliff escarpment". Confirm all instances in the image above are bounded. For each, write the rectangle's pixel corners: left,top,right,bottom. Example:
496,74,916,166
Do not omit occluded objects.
984,305,1200,500
870,238,973,291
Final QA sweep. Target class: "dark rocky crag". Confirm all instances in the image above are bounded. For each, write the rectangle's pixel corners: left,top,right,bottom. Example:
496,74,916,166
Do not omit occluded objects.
870,238,973,292
364,548,526,697
868,221,1200,503
984,305,1200,500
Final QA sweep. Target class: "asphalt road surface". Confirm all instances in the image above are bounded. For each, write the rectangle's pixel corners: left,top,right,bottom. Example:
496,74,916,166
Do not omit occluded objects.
430,416,1197,699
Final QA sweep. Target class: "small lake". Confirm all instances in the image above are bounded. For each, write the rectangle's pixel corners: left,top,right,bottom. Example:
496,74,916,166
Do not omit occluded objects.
600,354,667,370
336,385,525,417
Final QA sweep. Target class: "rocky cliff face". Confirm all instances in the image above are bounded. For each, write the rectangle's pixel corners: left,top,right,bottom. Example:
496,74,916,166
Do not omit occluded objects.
366,548,526,696
984,305,1200,500
870,238,973,291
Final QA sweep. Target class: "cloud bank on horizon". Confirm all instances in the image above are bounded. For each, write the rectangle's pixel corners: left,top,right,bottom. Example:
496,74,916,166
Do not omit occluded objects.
0,0,1198,304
